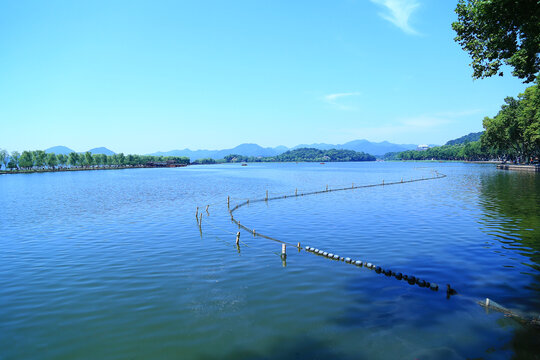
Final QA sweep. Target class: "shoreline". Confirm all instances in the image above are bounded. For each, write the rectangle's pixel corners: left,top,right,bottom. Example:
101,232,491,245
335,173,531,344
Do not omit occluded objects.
497,164,540,172
0,165,187,175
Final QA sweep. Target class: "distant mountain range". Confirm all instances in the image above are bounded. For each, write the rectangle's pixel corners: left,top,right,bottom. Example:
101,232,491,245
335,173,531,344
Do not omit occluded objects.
151,140,420,160
292,140,419,156
43,139,430,160
45,146,116,155
150,143,287,160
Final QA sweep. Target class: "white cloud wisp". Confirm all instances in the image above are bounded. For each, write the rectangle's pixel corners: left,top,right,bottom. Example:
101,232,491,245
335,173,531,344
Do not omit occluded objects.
323,92,362,110
370,0,420,35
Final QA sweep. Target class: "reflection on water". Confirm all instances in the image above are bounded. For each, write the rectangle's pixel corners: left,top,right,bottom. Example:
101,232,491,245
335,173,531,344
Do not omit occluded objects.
478,171,540,358
480,171,540,269
0,163,539,359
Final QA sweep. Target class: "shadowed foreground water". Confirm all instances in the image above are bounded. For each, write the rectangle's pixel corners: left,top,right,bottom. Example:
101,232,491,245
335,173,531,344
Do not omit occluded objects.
1,162,539,359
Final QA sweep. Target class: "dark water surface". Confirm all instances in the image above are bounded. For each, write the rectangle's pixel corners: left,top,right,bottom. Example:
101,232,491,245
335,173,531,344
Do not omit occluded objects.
1,162,539,359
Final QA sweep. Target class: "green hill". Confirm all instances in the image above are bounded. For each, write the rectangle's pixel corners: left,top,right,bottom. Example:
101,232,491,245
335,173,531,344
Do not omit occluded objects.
445,131,483,146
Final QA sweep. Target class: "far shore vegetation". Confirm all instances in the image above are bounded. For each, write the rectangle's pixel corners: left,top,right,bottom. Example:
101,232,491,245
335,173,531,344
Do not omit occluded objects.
0,150,189,174
192,148,376,164
389,78,540,164
0,148,376,174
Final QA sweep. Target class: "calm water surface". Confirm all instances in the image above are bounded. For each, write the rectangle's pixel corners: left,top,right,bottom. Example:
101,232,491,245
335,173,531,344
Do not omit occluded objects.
1,162,539,359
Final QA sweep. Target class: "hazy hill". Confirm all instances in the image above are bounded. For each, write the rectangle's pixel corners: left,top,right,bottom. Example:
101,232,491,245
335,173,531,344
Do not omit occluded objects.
152,139,421,160
45,146,116,155
445,131,484,146
293,139,418,156
88,147,116,155
151,143,286,160
45,146,75,155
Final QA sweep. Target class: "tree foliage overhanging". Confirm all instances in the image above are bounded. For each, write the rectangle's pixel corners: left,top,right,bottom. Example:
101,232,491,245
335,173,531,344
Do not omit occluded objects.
481,77,540,162
452,0,540,83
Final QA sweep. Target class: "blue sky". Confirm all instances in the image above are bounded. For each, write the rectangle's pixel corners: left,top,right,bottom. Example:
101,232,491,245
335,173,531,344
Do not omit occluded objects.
0,0,530,154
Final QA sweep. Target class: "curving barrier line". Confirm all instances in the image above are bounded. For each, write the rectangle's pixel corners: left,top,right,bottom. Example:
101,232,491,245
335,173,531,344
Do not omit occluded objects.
227,171,449,294
196,169,540,328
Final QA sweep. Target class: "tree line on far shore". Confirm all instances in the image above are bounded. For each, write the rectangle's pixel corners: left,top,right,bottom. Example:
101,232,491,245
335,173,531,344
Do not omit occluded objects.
0,150,189,171
192,148,376,164
387,142,495,161
389,78,540,163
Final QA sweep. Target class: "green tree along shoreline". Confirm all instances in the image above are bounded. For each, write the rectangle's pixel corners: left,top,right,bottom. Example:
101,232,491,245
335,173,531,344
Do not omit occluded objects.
0,148,376,174
0,150,189,173
390,78,540,163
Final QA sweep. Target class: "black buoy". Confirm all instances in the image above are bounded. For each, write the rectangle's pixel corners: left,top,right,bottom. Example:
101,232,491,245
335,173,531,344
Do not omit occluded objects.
375,266,382,273
395,273,403,280
446,284,457,298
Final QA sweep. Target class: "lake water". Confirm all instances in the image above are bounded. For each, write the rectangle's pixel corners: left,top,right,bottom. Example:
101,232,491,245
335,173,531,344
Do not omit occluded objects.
1,162,539,359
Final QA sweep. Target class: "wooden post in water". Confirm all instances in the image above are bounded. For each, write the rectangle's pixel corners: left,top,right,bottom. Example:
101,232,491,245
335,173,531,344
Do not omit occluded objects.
281,244,287,259
295,188,297,196
297,242,301,249
265,190,268,201
253,229,256,236
401,178,403,183
227,196,230,208
352,183,354,189
236,231,240,246
195,210,199,223
205,205,209,214
382,179,384,185
326,184,328,192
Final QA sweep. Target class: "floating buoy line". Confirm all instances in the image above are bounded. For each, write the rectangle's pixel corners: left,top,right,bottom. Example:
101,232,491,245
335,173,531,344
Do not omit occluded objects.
227,170,447,294
195,169,540,328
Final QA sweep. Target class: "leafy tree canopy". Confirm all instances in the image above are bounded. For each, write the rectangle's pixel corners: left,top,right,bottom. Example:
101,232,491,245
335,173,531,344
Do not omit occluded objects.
452,0,540,83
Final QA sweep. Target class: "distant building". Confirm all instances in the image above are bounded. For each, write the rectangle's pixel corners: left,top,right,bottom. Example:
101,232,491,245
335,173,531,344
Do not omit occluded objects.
417,144,430,151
